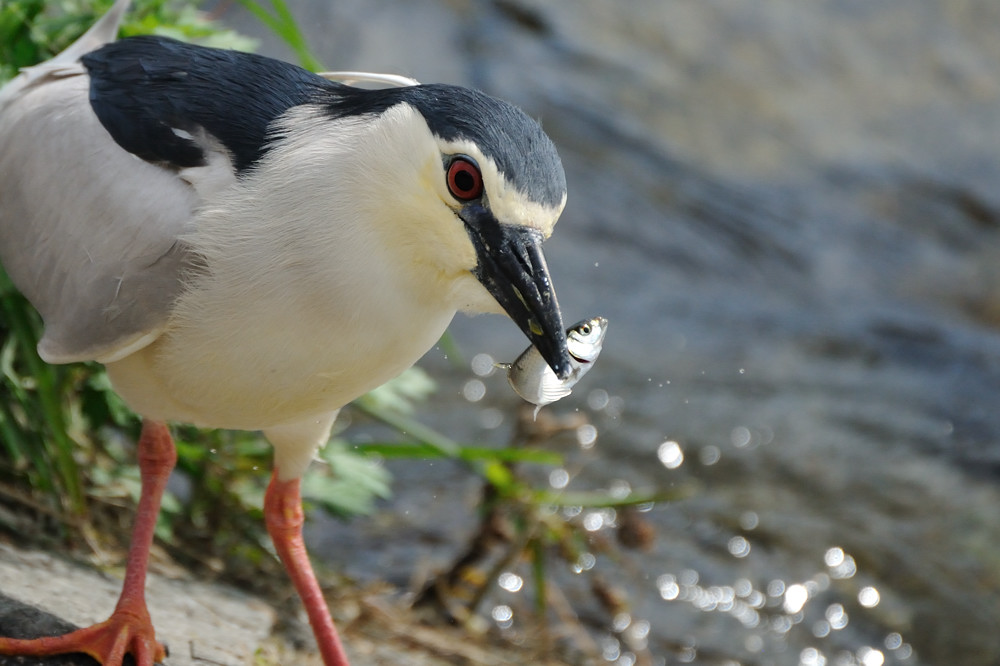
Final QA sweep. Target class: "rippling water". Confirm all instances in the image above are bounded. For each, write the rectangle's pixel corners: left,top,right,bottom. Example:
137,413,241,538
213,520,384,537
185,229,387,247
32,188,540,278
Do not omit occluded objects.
231,1,1000,664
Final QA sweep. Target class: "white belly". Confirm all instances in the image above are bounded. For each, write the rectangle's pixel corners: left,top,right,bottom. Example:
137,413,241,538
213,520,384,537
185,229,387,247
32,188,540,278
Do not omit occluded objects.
105,272,456,431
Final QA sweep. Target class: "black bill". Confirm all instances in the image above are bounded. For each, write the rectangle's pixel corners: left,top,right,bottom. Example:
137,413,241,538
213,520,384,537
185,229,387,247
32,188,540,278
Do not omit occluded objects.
462,204,572,379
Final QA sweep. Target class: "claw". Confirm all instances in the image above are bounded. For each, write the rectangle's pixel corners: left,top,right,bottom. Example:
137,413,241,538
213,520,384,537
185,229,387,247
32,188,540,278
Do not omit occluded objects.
0,602,166,665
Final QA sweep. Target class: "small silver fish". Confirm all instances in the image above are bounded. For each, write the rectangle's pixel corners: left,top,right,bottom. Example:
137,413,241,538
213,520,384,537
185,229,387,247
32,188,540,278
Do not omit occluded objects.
504,316,608,418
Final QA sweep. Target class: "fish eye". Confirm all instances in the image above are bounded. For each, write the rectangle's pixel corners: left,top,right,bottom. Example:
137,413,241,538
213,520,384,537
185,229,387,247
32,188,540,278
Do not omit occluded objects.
446,156,483,201
580,324,591,335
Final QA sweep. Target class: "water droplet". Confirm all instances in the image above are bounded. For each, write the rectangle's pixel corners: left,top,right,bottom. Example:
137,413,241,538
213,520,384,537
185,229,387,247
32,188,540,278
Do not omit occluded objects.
728,536,751,558
608,478,631,499
734,578,753,597
771,615,793,634
657,441,684,468
588,388,610,410
606,396,626,419
834,555,858,579
498,572,523,593
657,574,679,600
491,604,513,628
858,586,880,608
825,603,848,630
736,606,761,628
616,652,636,666
577,424,598,449
478,407,504,429
730,427,752,448
583,511,605,531
812,620,831,638
739,511,759,530
675,571,697,589
612,612,631,632
784,583,809,614
471,353,496,377
859,647,885,666
628,619,650,641
462,379,486,402
601,636,621,662
699,445,721,465
549,468,570,489
800,647,827,666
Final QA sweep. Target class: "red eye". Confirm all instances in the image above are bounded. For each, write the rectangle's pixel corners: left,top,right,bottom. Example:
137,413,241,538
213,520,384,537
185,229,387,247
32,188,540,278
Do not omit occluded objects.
446,156,483,201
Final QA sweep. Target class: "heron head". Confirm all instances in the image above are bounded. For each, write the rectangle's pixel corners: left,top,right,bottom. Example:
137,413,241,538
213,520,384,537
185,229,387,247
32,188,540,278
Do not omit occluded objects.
328,84,572,379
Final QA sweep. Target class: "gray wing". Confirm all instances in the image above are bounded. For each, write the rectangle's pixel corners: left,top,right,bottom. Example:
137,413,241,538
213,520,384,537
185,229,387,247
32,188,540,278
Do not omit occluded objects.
0,69,203,364
0,4,332,364
0,3,233,364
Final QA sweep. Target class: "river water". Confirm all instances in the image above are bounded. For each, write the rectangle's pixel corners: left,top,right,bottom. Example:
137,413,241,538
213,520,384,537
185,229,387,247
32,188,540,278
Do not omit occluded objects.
229,2,1000,664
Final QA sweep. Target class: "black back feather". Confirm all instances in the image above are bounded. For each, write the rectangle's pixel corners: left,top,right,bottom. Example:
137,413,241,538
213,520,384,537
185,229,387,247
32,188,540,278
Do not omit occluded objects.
82,36,565,205
82,35,332,172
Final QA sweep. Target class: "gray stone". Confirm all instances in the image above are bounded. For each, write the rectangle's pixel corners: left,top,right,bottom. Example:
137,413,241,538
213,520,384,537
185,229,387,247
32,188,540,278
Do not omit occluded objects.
0,544,275,666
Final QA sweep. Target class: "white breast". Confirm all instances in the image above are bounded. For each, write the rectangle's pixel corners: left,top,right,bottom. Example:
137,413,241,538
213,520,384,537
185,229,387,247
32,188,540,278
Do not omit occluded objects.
104,107,464,432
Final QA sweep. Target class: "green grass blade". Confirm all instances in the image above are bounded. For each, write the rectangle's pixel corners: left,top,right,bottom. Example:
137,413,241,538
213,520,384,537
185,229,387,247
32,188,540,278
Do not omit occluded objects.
231,0,323,70
354,442,563,466
353,396,461,458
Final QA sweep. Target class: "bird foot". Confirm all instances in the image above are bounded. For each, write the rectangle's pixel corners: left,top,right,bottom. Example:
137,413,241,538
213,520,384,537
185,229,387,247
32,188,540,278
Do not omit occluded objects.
0,603,167,665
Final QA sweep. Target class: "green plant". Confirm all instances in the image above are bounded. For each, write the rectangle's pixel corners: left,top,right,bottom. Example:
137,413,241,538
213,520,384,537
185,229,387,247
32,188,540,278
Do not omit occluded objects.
0,0,255,82
231,0,322,71
0,266,87,515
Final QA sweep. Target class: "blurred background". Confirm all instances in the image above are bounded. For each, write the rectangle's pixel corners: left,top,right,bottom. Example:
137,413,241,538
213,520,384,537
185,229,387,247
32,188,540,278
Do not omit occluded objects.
3,1,1000,665
224,2,1000,665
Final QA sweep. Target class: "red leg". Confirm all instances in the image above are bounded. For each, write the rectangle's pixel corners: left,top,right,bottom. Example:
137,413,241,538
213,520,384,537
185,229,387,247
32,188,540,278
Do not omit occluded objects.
0,419,175,665
265,471,350,666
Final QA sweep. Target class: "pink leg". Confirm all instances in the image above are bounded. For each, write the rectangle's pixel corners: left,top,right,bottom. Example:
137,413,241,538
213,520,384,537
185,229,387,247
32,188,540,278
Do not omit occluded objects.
0,419,176,665
265,471,351,666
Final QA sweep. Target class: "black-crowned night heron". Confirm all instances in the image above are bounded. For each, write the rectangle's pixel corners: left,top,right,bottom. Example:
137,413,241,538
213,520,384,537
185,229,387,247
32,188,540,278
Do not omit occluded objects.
0,2,571,665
